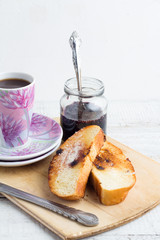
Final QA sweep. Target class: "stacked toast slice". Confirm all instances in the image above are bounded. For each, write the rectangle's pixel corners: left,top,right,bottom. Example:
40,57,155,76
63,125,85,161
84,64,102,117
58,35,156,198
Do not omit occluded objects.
48,126,136,205
48,125,105,200
90,141,136,205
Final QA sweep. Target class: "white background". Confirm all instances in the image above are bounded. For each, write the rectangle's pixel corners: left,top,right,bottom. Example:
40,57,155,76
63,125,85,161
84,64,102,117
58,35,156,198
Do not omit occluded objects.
0,0,160,101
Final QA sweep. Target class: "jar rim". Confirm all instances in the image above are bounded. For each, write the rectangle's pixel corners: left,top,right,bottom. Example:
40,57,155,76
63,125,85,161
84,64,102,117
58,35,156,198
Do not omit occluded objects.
64,77,104,97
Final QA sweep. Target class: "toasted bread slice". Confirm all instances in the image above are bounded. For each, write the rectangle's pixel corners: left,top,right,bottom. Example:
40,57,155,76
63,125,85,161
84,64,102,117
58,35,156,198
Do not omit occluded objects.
48,125,105,200
90,141,136,205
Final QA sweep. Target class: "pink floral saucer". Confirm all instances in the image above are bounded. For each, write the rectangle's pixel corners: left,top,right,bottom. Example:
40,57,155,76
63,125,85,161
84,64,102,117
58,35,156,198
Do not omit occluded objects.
0,139,61,167
0,113,63,161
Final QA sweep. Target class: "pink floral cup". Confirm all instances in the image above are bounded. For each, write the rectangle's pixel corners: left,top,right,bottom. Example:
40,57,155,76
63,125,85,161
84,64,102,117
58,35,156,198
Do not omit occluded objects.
0,72,35,148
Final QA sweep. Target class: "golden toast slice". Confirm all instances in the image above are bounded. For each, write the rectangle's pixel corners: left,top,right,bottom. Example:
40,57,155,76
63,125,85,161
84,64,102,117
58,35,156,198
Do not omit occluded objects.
48,125,105,200
90,141,136,205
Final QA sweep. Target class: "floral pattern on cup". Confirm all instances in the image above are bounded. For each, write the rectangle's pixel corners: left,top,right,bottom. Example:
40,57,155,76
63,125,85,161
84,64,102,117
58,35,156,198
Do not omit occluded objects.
0,114,24,147
0,73,35,148
0,86,34,109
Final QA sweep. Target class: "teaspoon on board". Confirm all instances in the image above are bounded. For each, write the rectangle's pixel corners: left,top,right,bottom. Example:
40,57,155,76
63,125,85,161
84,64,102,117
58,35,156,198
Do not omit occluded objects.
0,182,99,227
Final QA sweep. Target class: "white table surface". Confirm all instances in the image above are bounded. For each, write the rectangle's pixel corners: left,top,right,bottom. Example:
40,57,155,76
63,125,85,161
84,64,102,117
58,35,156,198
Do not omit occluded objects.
0,100,160,240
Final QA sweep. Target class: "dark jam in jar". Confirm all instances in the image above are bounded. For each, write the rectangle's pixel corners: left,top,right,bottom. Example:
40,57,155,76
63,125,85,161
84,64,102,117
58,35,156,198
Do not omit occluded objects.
61,101,106,141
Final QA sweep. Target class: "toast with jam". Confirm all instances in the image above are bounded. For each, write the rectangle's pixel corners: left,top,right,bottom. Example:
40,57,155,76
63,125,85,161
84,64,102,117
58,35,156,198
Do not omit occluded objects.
48,125,105,200
90,141,136,205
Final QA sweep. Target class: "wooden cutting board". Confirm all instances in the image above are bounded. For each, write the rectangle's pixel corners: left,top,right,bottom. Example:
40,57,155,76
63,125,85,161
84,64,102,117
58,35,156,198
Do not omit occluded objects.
0,136,160,240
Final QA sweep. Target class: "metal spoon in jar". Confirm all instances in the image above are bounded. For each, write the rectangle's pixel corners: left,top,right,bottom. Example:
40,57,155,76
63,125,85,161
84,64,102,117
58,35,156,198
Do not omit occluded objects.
69,31,85,119
69,31,82,93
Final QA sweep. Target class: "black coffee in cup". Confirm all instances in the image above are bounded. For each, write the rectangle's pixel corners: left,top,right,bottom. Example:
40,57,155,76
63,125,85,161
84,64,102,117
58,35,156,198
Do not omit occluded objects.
0,78,30,89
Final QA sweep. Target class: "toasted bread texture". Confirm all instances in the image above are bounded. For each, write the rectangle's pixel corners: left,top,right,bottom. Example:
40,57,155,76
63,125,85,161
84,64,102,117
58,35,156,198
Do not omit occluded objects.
48,125,105,200
90,141,136,205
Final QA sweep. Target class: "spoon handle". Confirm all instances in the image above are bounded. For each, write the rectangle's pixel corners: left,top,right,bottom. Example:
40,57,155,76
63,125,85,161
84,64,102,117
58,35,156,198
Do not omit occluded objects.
69,31,82,92
0,182,99,227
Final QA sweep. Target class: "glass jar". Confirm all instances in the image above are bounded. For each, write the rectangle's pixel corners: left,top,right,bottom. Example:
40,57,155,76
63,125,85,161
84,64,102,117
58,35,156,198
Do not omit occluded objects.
60,77,108,141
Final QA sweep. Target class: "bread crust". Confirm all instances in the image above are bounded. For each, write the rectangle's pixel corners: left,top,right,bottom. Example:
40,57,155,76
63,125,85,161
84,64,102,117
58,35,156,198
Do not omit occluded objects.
48,125,105,200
